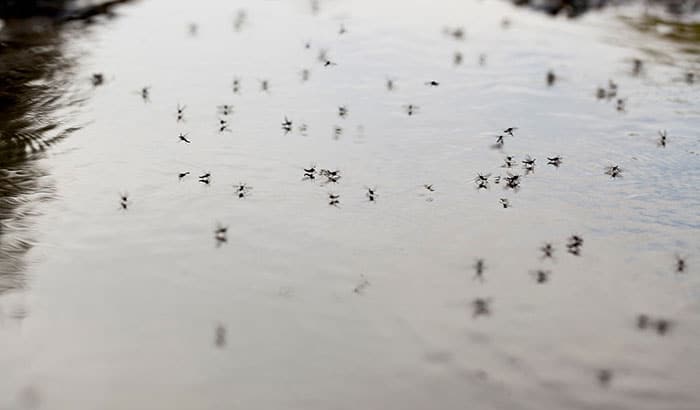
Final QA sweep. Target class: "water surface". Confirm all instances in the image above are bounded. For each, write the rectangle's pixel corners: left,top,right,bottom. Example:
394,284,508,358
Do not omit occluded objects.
0,1,699,409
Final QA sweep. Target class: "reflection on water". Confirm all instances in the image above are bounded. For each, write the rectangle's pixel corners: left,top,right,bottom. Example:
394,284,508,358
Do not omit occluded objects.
0,0,133,294
0,19,75,294
0,0,699,409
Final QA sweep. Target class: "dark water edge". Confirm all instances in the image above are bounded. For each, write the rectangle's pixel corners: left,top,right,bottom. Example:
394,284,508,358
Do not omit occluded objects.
511,0,699,18
0,1,132,292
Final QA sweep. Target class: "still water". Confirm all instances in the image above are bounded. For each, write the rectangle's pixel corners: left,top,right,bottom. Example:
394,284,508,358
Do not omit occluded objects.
0,0,699,409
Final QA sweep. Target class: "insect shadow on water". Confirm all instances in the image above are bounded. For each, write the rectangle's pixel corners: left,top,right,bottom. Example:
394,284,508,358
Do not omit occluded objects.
546,70,556,86
597,369,613,388
425,80,440,87
386,77,396,91
178,132,191,144
596,87,607,100
232,77,241,94
199,173,211,185
632,58,643,76
178,171,190,181
317,48,328,63
259,79,270,92
500,198,510,208
298,123,308,135
491,135,505,150
616,98,626,112
443,26,465,40
338,105,348,118
233,9,247,32
188,23,198,36
354,275,370,294
310,0,320,14
530,269,551,284
636,314,673,336
328,193,340,207
215,323,227,347
300,68,310,82
685,72,694,84
214,223,227,245
453,51,463,66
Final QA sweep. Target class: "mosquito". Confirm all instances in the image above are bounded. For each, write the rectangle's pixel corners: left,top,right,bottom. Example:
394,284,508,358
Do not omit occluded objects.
531,269,551,284
540,243,554,259
503,127,517,137
472,298,491,318
404,104,419,116
234,183,252,198
328,193,340,207
657,130,667,147
473,259,486,282
214,223,228,244
547,156,562,167
119,192,129,210
217,104,234,116
282,116,293,133
177,104,186,122
91,73,105,87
